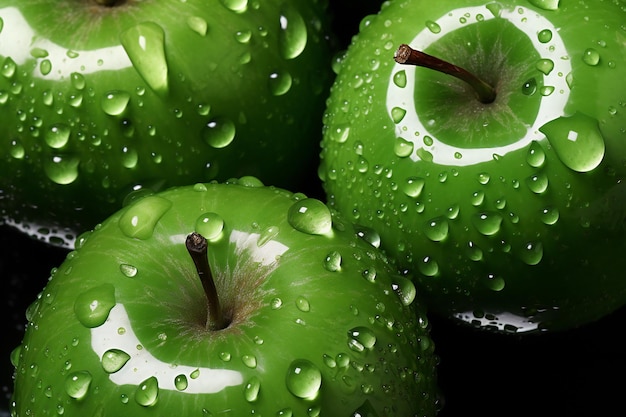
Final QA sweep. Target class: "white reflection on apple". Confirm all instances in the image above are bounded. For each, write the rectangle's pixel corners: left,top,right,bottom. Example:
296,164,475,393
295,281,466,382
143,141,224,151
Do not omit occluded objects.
90,230,289,393
386,5,572,166
0,7,132,80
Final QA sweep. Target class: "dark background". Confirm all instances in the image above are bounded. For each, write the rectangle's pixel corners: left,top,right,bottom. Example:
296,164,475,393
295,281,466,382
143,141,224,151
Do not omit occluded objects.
2,1,626,416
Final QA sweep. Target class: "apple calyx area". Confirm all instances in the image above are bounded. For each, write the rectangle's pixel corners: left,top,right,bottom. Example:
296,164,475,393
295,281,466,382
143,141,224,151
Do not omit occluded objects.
394,43,496,104
186,232,229,331
94,0,125,6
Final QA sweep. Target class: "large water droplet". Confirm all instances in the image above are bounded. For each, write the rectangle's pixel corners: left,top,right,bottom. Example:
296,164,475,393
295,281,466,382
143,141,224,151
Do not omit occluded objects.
347,327,377,352
393,70,407,88
74,284,116,328
536,59,555,75
540,206,560,225
537,29,553,43
219,0,248,12
288,199,332,235
425,20,441,34
329,123,350,143
45,124,71,149
402,177,425,198
296,296,310,312
278,3,307,60
424,217,449,242
539,113,605,172
44,155,79,185
269,71,293,96
526,172,549,194
394,137,414,158
285,359,322,399
522,78,537,95
582,48,600,66
323,251,342,272
528,0,559,10
120,22,169,95
244,376,261,402
202,117,236,148
187,16,208,36
118,196,173,239
101,349,131,373
101,91,130,116
241,354,257,369
520,241,544,265
65,371,92,400
135,376,159,407
526,141,546,167
472,212,503,236
174,374,188,391
195,212,225,241
392,276,416,306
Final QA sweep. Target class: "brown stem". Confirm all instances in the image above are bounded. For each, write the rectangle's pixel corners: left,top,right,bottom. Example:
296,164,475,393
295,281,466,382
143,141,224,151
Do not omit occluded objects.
394,43,496,104
186,232,227,331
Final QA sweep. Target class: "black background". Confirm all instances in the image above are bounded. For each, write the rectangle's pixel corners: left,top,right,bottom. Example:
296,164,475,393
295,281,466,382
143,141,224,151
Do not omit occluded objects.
2,1,626,416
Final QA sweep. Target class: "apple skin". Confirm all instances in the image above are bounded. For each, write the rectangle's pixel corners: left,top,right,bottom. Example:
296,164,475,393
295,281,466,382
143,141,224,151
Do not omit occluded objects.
0,0,334,247
10,178,440,416
319,0,626,333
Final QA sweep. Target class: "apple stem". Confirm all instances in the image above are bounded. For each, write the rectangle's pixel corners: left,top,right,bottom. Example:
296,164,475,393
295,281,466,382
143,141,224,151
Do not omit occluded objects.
394,43,497,104
186,232,228,331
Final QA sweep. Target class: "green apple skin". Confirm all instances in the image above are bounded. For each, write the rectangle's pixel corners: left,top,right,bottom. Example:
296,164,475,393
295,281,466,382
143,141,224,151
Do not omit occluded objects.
319,0,626,333
0,0,334,247
10,178,440,417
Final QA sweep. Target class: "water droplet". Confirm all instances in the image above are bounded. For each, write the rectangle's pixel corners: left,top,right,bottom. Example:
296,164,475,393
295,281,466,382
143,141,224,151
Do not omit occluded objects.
526,140,546,167
258,226,280,247
356,156,369,173
242,354,257,369
285,359,322,399
202,117,236,148
175,374,188,391
394,137,414,158
101,349,131,373
121,146,138,168
44,155,79,185
477,172,491,185
244,376,261,402
526,172,549,194
45,124,71,149
582,48,600,66
347,327,376,352
1,57,16,78
536,59,554,75
329,123,351,143
402,177,425,198
135,376,159,407
323,251,342,272
277,408,293,417
472,212,503,236
392,276,416,306
118,195,173,239
101,91,130,116
424,217,449,242
539,113,605,172
288,198,332,235
537,29,553,43
391,107,406,123
296,296,310,312
119,263,138,278
484,274,505,291
120,22,169,95
39,59,52,75
393,70,407,88
187,16,208,36
466,241,483,261
271,298,283,309
425,20,441,34
64,371,92,400
528,0,559,10
540,86,555,96
9,140,25,159
486,2,503,16
522,78,537,95
355,225,381,248
419,256,439,276
540,206,560,225
195,212,225,241
520,241,544,265
279,4,307,59
74,284,116,328
220,0,248,12
269,71,292,96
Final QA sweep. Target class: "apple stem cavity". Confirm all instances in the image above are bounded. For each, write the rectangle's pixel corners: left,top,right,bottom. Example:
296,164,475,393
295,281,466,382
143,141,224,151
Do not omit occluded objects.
186,232,228,331
94,0,124,6
394,43,497,104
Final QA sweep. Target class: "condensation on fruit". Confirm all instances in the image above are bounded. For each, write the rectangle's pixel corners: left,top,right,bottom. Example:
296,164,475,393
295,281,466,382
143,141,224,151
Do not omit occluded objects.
347,326,377,353
73,284,116,328
64,370,93,400
118,195,173,240
244,376,261,403
202,117,236,149
278,3,307,60
120,23,169,95
101,348,131,374
135,376,159,407
195,212,225,241
285,359,322,400
287,198,332,235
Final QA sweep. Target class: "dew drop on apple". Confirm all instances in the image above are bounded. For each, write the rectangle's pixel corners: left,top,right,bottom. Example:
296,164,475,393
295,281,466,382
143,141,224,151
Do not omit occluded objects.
536,59,555,75
347,327,377,353
522,78,537,95
1,56,16,78
187,16,208,36
174,374,188,391
44,154,79,185
394,137,414,158
285,359,322,399
219,0,248,12
121,146,138,169
582,48,600,66
135,376,159,407
402,177,425,198
269,71,293,96
328,123,350,143
64,371,92,400
258,225,279,247
278,3,307,60
424,217,449,242
296,296,311,312
355,225,381,248
287,198,332,235
391,107,407,123
528,0,559,10
484,274,505,291
425,20,441,34
466,241,484,261
9,139,25,159
540,206,560,225
419,256,439,277
526,172,549,194
277,408,293,417
537,29,553,43
202,117,236,148
520,241,544,265
244,376,261,402
392,276,416,306
539,113,605,172
271,297,283,309
120,22,169,95
119,263,138,278
101,91,130,116
526,141,546,168
356,155,369,173
73,284,116,328
195,212,225,241
118,195,173,239
101,349,131,374
472,212,503,236
323,251,342,272
393,70,407,88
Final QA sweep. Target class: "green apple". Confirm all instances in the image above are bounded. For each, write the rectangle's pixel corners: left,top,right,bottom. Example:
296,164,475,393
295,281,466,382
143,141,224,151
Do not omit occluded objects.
0,0,334,247
10,178,440,416
319,0,626,333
